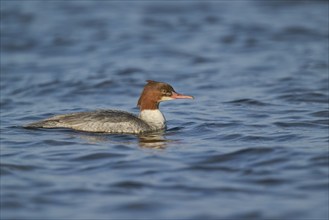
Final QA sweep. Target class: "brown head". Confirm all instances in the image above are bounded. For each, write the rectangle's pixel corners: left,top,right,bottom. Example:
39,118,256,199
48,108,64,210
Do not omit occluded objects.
137,80,194,111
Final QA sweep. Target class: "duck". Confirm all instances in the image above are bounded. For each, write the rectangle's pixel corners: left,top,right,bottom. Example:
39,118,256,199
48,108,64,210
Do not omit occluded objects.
25,80,194,134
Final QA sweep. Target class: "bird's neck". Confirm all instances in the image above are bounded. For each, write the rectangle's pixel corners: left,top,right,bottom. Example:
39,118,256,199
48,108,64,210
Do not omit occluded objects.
139,109,166,130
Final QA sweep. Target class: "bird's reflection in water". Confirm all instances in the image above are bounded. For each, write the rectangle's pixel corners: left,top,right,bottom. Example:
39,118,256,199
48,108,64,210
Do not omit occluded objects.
138,131,171,149
70,130,172,149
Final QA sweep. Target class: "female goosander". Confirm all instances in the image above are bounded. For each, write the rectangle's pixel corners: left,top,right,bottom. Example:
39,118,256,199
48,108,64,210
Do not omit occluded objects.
25,80,193,134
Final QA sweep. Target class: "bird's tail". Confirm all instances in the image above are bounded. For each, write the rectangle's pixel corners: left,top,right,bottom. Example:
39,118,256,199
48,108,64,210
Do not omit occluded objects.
24,119,61,129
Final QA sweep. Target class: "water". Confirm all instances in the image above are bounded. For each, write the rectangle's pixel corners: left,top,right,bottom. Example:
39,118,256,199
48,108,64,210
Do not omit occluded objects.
1,1,328,219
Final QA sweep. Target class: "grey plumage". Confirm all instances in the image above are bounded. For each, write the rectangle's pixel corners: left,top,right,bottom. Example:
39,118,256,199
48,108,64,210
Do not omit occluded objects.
25,110,153,134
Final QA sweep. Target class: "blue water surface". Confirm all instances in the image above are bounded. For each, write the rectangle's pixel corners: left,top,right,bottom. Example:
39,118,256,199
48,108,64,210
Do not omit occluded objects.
1,1,328,219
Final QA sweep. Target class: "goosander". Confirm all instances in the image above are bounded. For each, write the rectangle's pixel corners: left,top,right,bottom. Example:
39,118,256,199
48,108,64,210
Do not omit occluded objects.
25,80,193,134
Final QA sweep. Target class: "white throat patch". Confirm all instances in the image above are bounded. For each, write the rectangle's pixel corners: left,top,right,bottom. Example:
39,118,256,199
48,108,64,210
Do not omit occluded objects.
139,110,166,130
159,96,174,102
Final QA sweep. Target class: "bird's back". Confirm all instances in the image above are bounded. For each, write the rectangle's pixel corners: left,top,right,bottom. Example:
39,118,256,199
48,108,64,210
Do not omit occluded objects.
25,110,152,134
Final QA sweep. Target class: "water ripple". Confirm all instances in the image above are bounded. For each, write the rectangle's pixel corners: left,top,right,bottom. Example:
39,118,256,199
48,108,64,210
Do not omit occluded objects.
225,98,270,106
72,152,126,161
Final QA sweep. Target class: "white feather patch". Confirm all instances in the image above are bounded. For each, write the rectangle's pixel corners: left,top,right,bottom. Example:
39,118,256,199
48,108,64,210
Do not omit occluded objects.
139,110,166,130
159,96,174,102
